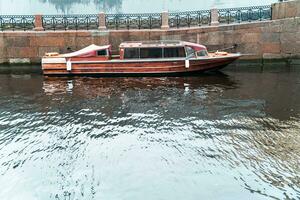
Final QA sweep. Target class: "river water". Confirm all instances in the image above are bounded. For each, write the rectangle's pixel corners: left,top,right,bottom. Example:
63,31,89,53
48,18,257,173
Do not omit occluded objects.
0,65,299,200
0,0,277,15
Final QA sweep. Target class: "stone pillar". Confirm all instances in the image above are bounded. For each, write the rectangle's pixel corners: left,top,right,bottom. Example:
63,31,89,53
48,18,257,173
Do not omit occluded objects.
272,0,300,20
161,11,169,30
98,12,107,30
34,14,44,31
210,8,219,26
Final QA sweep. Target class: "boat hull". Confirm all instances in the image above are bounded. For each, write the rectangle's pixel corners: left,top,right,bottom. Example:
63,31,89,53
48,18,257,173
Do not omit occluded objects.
42,54,240,76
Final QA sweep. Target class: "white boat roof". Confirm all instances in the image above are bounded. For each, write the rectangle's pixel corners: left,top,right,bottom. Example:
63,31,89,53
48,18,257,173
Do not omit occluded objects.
119,40,206,49
61,44,110,58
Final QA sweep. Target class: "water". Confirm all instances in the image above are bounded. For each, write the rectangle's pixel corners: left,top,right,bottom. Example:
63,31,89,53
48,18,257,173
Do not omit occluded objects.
0,65,299,200
0,0,277,15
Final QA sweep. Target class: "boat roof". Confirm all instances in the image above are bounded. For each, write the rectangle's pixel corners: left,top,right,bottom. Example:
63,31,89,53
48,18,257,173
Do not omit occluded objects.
61,44,110,58
120,40,187,48
119,40,206,49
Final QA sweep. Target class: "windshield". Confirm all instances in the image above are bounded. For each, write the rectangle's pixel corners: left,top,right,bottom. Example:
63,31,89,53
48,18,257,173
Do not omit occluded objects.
186,46,196,58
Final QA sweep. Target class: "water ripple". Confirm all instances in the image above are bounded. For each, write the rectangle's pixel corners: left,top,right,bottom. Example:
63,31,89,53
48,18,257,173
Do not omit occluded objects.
0,73,299,200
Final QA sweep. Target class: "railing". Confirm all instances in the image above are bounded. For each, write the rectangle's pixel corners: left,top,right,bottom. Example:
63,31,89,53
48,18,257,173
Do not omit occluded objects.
42,14,99,30
0,15,35,31
0,5,272,31
218,5,272,24
105,13,162,30
169,10,211,28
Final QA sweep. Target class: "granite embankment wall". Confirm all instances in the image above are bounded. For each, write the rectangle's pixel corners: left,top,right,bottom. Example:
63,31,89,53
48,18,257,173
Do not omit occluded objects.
0,1,300,64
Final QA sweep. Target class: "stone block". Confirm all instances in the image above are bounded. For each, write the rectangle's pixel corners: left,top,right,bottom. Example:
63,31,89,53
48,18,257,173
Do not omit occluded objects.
7,47,38,58
38,47,60,57
64,36,77,47
280,32,300,44
75,31,92,37
262,43,281,54
181,33,197,43
148,30,166,41
128,31,150,41
281,42,299,54
234,22,265,32
272,2,286,20
0,47,5,58
197,33,209,44
75,37,93,48
207,31,225,45
93,35,110,46
282,18,298,33
0,36,4,48
4,36,30,47
217,24,234,32
237,43,262,56
241,33,261,43
285,1,300,18
272,1,300,19
223,30,240,44
261,32,280,43
30,36,65,47
160,34,182,41
270,24,282,33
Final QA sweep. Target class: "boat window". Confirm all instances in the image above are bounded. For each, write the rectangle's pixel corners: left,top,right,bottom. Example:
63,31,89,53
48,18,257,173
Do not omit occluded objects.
197,50,208,57
164,47,186,58
97,49,107,56
124,48,140,59
140,48,163,59
186,47,196,58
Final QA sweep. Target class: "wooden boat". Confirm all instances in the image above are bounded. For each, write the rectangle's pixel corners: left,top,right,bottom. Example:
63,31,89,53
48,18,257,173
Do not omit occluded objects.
42,41,241,76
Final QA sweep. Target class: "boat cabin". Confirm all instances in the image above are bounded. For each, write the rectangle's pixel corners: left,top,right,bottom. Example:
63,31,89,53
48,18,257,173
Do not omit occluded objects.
44,41,209,61
119,41,208,60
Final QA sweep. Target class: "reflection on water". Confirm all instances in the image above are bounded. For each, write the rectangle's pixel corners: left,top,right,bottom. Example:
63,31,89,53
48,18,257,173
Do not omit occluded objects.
0,70,299,200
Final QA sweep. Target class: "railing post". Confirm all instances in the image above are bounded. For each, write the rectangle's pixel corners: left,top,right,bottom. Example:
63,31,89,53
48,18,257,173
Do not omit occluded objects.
161,11,169,30
34,14,44,31
210,8,219,26
98,12,107,30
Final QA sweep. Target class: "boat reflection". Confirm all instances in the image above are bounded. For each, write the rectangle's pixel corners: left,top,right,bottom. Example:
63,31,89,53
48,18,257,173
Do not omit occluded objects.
42,73,237,97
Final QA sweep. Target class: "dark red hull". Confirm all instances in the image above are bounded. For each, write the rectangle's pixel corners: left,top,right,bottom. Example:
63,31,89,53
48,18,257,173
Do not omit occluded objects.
42,54,240,76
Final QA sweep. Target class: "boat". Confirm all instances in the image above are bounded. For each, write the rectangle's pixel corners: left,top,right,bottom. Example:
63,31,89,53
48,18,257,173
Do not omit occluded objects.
42,40,241,76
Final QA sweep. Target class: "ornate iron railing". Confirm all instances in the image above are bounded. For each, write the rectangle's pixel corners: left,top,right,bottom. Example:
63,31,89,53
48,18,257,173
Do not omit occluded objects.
0,5,273,31
0,15,35,31
218,5,272,24
105,13,161,30
42,14,99,31
169,10,211,28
